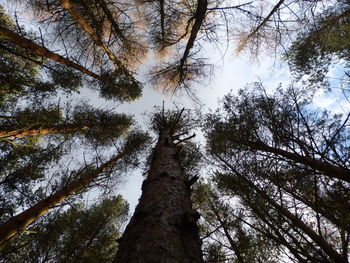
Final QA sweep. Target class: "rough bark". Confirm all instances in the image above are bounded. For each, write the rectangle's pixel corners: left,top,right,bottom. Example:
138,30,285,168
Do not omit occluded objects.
0,152,126,245
0,125,89,139
0,26,102,81
114,131,203,263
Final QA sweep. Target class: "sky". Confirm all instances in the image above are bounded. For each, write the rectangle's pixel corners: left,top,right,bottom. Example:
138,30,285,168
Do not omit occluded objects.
113,49,350,212
114,49,293,211
2,0,349,215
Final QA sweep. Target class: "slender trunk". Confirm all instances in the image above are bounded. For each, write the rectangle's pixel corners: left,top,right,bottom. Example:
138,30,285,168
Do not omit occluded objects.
178,0,207,80
60,0,123,69
0,27,102,81
60,0,139,96
271,176,350,232
114,131,203,263
216,156,346,262
241,175,346,262
0,152,126,245
0,125,89,139
208,200,245,263
237,0,285,51
251,140,350,182
249,204,313,262
159,0,166,48
96,0,127,44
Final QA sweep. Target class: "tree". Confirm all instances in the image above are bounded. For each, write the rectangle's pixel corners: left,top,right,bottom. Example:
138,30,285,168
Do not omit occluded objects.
26,0,145,66
0,6,54,105
0,4,148,254
0,142,67,224
0,104,133,147
286,2,350,86
204,85,350,262
0,130,149,245
234,0,340,58
114,109,203,263
193,182,280,263
1,195,129,262
206,84,350,183
2,0,350,261
0,26,141,102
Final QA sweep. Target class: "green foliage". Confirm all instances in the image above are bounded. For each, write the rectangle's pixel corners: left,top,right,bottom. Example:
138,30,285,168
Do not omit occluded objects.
48,63,83,93
0,142,67,222
0,4,39,104
177,141,203,178
205,83,349,164
193,182,280,263
0,103,137,150
118,129,151,166
99,70,143,102
71,104,134,146
286,3,350,85
150,108,200,135
0,5,84,105
0,106,63,132
203,242,227,263
204,85,350,261
1,196,129,262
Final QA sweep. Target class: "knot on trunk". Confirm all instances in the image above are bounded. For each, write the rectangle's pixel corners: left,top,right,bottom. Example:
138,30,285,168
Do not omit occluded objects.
186,175,199,187
183,209,200,232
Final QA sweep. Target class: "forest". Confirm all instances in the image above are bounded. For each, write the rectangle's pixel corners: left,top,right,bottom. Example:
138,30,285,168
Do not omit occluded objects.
0,0,349,262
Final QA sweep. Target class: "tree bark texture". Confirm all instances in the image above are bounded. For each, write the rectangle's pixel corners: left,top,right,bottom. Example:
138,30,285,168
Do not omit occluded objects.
0,152,126,245
0,26,102,81
0,125,89,139
114,132,203,263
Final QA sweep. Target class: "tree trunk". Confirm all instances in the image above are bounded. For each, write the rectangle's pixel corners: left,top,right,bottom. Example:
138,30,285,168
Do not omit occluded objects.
250,140,350,182
96,0,127,44
269,175,350,232
114,131,203,263
239,173,346,262
178,0,207,80
0,152,126,246
0,26,102,81
0,125,89,139
208,200,245,263
158,0,166,48
216,156,346,262
60,0,124,70
237,0,285,51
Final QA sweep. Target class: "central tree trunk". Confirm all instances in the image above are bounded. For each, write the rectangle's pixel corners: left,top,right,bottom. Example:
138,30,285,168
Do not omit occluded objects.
114,131,203,263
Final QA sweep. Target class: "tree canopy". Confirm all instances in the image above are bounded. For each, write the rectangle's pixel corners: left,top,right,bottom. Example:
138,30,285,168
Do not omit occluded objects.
0,0,349,262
